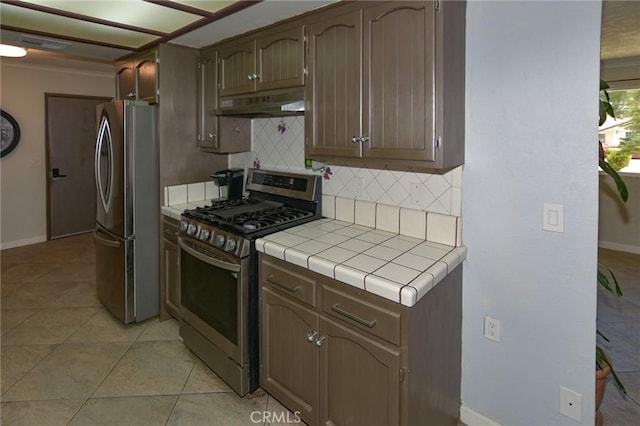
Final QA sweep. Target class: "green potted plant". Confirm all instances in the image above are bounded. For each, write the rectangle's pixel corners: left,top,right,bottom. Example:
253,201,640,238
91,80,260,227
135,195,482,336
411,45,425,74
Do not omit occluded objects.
595,79,628,425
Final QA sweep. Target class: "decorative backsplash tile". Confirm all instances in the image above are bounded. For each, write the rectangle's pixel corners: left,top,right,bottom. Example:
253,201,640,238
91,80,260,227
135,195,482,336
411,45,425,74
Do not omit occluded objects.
228,116,462,216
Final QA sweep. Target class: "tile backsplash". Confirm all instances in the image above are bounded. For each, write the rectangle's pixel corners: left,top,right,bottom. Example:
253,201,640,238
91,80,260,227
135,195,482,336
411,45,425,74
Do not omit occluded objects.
229,116,462,216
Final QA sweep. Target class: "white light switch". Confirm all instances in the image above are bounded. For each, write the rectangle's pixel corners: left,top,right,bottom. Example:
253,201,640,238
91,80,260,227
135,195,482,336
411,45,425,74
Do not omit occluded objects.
543,203,564,233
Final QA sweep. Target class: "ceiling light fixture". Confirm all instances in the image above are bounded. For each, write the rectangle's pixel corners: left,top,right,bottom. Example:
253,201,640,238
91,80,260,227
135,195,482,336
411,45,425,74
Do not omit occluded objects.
0,44,27,58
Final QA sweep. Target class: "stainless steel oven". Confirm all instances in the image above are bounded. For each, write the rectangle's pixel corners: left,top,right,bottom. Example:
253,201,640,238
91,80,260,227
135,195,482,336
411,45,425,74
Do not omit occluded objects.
178,169,321,397
179,236,254,395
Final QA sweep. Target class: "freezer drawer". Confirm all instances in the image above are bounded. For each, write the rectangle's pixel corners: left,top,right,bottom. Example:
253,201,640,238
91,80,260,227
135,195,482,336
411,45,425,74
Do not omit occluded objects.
94,224,160,324
94,226,134,323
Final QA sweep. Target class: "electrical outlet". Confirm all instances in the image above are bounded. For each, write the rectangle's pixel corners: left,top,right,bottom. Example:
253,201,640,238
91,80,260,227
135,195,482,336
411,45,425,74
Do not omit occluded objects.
353,177,364,198
484,316,500,342
410,183,427,206
559,386,582,422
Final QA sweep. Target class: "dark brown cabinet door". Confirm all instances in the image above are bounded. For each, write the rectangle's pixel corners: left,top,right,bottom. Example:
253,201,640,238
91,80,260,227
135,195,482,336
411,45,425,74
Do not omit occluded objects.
306,11,362,158
198,48,219,151
115,63,135,100
162,218,180,319
319,316,401,426
163,237,180,319
257,26,306,92
261,287,319,425
362,2,436,161
136,50,158,103
218,39,256,97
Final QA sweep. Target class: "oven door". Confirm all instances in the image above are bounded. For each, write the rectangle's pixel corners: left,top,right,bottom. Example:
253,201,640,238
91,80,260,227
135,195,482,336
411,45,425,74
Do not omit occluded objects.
178,237,248,365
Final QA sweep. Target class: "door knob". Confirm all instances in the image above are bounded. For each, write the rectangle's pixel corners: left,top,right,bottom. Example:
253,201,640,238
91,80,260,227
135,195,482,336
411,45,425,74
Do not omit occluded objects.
306,331,318,343
51,168,68,180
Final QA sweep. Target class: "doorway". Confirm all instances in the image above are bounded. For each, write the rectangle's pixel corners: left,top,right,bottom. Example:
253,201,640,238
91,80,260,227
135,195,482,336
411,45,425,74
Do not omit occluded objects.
45,94,111,239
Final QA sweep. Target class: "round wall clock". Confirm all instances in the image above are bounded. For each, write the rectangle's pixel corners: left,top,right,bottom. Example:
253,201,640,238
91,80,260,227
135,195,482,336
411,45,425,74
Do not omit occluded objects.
1,109,21,158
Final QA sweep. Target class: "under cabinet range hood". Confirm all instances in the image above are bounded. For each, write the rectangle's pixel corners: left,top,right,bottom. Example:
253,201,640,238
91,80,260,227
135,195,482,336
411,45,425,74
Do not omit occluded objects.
217,91,304,117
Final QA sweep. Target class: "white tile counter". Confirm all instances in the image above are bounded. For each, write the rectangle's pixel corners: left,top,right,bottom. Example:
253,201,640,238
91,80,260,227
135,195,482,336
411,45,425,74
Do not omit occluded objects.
161,181,224,220
256,217,466,307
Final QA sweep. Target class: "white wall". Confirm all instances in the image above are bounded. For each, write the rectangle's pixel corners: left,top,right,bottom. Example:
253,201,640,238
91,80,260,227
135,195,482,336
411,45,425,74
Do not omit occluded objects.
462,1,601,425
0,59,114,248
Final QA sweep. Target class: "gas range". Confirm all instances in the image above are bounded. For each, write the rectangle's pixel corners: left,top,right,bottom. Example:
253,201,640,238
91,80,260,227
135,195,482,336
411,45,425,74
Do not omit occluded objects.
178,169,321,258
177,169,321,396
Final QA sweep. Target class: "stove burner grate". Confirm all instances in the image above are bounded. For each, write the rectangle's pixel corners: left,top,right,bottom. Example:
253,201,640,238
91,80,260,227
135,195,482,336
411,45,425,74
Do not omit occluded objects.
183,199,314,235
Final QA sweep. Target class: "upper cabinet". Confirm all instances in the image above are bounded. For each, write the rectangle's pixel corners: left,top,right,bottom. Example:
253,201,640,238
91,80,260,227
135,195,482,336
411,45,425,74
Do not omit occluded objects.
218,25,306,97
198,47,219,151
197,46,252,153
115,49,159,103
306,1,466,171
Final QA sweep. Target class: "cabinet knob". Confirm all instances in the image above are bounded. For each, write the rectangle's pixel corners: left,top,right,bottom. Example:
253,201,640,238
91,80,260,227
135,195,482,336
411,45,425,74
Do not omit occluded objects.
351,136,360,144
208,133,216,139
315,336,326,347
361,136,369,143
247,74,253,81
306,331,318,343
127,93,136,98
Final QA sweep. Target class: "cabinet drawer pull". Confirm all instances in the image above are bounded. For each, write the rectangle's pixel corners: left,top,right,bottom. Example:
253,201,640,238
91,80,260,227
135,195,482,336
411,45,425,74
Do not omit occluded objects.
331,303,377,328
266,276,300,293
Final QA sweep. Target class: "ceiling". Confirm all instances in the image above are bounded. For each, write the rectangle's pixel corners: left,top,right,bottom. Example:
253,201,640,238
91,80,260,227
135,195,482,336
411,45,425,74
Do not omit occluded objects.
0,0,638,67
0,0,335,64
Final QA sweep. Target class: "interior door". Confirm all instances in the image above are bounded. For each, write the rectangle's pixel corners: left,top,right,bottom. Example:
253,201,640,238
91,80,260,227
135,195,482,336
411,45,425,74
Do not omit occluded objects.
46,95,111,239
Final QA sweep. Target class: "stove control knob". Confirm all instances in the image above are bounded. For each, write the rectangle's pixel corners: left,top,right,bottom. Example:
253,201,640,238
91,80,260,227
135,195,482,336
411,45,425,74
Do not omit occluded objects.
199,228,210,241
187,223,198,236
178,220,189,232
224,238,237,252
213,234,226,248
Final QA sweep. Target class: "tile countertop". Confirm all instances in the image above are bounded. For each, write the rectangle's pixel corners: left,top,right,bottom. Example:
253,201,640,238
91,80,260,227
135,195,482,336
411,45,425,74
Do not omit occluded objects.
255,218,467,307
161,181,225,220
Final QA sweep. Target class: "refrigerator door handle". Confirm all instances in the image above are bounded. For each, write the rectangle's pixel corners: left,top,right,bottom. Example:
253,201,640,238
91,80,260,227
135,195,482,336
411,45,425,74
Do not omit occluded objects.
95,113,113,213
94,229,121,248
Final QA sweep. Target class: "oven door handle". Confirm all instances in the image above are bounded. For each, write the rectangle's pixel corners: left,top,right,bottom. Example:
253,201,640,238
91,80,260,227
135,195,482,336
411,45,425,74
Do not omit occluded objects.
179,238,241,272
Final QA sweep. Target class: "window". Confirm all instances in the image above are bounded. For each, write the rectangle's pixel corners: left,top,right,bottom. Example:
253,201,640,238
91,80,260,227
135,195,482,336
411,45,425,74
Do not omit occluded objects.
599,88,640,173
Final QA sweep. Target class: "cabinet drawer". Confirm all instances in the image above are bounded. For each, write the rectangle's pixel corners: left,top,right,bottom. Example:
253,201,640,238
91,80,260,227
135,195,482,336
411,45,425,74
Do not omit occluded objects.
261,258,317,307
322,285,401,346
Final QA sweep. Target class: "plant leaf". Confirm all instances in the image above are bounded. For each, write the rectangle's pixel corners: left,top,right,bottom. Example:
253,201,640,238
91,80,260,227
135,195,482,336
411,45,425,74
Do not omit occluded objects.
600,158,629,202
596,346,627,394
598,269,614,293
610,269,624,296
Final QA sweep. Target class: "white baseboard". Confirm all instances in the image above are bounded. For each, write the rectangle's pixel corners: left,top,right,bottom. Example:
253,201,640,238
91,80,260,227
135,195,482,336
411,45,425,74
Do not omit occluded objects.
598,240,640,254
1,235,47,250
460,405,502,426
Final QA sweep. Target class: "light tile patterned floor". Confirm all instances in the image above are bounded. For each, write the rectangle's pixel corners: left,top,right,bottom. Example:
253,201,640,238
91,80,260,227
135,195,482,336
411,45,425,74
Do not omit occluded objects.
0,234,298,426
2,234,638,425
597,248,640,425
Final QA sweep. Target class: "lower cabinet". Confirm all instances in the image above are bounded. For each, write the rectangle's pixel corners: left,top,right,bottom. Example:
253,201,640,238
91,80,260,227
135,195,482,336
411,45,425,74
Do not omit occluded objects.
259,253,463,426
319,316,401,425
261,287,319,422
161,216,180,320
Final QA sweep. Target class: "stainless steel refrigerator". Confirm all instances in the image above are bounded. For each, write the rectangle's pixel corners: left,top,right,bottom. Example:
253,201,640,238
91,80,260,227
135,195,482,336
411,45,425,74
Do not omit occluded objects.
94,100,159,324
